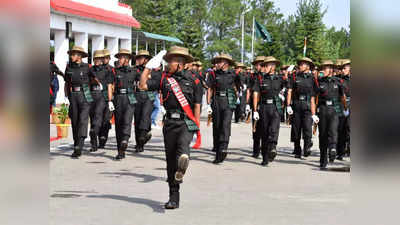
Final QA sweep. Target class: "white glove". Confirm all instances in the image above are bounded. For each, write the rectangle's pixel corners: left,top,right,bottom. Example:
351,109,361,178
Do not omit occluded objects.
207,104,212,115
288,65,295,72
243,84,247,90
236,98,240,105
246,104,251,113
343,109,350,117
160,106,166,115
253,111,260,121
279,93,285,101
312,115,319,124
287,106,293,115
145,50,167,69
108,101,115,112
99,83,103,90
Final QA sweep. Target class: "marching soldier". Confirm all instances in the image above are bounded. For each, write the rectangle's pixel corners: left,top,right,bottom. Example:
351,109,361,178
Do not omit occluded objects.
286,57,319,159
207,53,239,163
279,65,290,123
247,56,266,158
234,62,247,123
252,57,285,166
316,60,347,169
112,49,136,160
139,46,202,209
337,59,351,160
133,50,158,153
88,50,113,152
98,49,114,148
64,46,92,158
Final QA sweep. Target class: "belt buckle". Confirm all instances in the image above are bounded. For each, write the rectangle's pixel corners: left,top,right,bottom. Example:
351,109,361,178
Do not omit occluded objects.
119,89,127,94
266,99,273,104
92,86,101,91
73,87,81,92
171,113,181,119
326,100,333,106
299,95,306,100
219,92,226,97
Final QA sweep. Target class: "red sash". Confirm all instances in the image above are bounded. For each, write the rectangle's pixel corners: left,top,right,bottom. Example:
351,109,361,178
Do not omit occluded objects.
166,77,201,149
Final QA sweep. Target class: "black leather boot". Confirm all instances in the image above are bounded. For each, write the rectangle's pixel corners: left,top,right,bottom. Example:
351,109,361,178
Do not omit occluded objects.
294,140,302,159
303,140,312,157
261,148,268,166
89,132,98,152
329,148,336,163
252,139,260,158
71,138,84,158
213,150,222,164
269,145,277,162
98,136,106,149
165,191,179,209
115,140,127,160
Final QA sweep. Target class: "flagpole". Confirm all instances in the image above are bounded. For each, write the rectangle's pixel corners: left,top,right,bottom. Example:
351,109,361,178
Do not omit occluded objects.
251,16,255,65
303,36,307,57
241,13,244,63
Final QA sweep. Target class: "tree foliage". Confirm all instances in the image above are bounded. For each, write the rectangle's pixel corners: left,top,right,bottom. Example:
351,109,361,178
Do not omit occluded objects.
120,0,350,67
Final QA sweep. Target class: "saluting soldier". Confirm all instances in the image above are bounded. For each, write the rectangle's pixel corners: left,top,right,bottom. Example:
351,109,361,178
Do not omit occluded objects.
252,57,285,166
98,49,114,148
247,56,266,158
139,46,202,209
234,62,247,123
337,59,351,159
64,46,92,158
316,60,347,169
133,50,158,153
286,57,319,159
207,53,239,164
112,49,137,160
88,50,113,152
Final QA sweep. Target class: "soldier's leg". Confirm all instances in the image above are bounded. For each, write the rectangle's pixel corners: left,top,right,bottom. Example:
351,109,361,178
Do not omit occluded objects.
137,99,154,151
113,96,124,159
318,107,328,168
98,106,111,148
302,110,313,157
336,115,346,159
72,94,90,158
90,95,106,152
175,122,193,183
267,109,281,162
211,102,220,154
327,110,339,163
291,107,302,157
163,120,180,209
259,106,270,166
119,102,134,158
68,95,79,147
252,115,262,158
219,107,233,161
134,101,142,150
345,115,351,156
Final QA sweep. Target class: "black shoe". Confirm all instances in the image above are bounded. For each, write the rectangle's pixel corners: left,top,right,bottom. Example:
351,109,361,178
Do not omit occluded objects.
269,148,277,162
211,147,217,152
89,132,97,152
252,151,260,158
98,136,107,149
329,148,337,163
320,163,328,170
303,149,311,157
294,154,302,159
303,141,312,157
220,150,227,162
135,145,144,153
144,132,152,145
336,155,344,161
164,192,179,209
71,149,81,158
213,153,222,164
261,160,268,166
175,154,189,183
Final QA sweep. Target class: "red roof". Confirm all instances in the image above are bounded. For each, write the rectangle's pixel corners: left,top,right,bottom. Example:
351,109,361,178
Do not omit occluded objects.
50,0,140,28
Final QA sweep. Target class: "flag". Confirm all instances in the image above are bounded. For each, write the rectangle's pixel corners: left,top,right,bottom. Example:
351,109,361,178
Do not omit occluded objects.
255,20,272,43
303,37,307,57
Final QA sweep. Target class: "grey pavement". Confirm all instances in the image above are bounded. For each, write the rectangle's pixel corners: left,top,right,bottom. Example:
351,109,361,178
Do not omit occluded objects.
50,114,350,225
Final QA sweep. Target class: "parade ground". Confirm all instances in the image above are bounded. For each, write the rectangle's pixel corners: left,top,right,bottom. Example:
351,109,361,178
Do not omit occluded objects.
50,112,350,225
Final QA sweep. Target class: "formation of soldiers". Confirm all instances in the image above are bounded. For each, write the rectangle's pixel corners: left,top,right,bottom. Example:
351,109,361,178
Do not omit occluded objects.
58,45,350,209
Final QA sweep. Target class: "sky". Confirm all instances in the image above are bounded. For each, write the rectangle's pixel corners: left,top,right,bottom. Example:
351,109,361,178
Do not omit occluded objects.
273,0,350,29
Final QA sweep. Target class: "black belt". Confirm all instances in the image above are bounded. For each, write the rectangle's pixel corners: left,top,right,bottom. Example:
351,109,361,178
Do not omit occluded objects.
115,89,127,94
296,95,309,101
71,86,82,92
215,91,227,97
166,111,185,120
91,85,102,91
320,100,334,106
260,98,274,105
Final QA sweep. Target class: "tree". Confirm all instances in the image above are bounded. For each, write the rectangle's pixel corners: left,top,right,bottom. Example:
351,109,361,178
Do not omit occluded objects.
293,0,327,63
